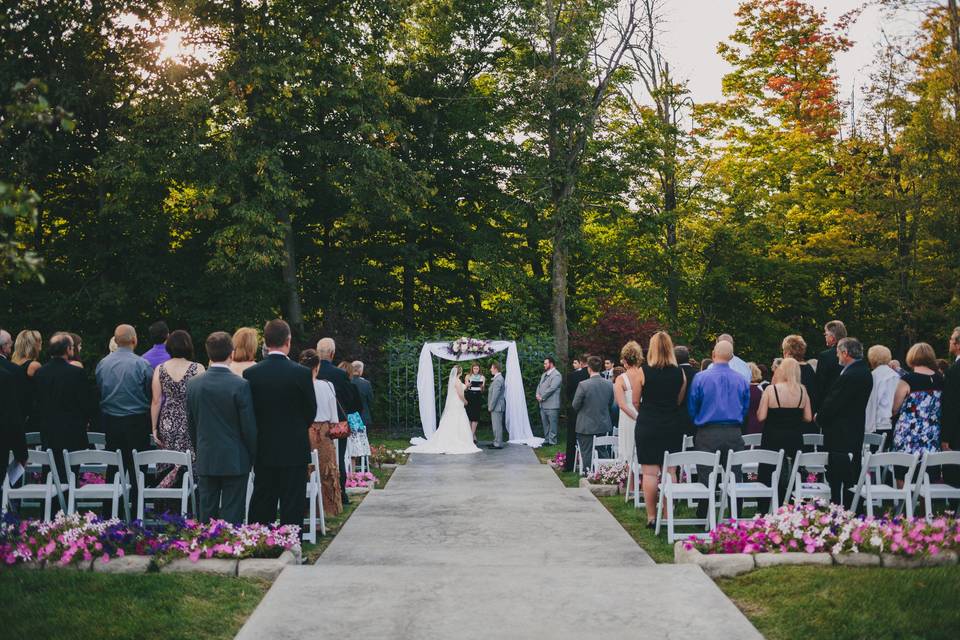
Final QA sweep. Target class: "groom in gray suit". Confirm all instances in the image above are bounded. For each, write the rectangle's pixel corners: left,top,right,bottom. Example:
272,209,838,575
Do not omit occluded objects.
571,356,614,470
187,332,258,524
487,362,506,449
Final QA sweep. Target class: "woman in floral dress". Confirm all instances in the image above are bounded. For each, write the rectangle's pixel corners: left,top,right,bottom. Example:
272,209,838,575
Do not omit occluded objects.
891,342,944,487
151,330,205,489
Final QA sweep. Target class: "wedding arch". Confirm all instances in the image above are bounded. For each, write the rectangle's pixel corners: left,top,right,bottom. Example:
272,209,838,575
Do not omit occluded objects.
416,341,543,447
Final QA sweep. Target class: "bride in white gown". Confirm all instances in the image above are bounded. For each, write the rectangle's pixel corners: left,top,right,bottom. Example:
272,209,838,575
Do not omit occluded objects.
407,366,481,455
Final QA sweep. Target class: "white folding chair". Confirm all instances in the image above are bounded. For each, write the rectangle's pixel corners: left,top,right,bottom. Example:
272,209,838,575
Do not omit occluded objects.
742,434,762,448
1,449,66,521
64,449,130,520
87,432,107,450
244,469,255,524
132,449,197,521
850,452,918,518
678,435,698,507
574,441,583,476
863,432,887,455
912,451,960,520
590,435,619,476
303,449,326,542
720,448,784,520
623,443,642,505
25,432,42,450
784,451,831,504
655,450,722,543
802,433,823,452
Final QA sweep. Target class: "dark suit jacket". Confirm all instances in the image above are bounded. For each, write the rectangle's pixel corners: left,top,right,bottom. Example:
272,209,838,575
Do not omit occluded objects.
941,357,960,447
0,365,26,463
317,360,359,419
817,359,873,455
813,346,840,412
243,354,317,467
187,367,258,476
32,358,96,453
566,368,590,405
679,364,698,435
352,376,374,426
0,356,29,424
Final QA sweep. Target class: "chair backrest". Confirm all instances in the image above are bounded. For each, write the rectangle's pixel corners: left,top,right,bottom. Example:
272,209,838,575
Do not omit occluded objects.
87,432,107,449
592,435,618,449
863,432,886,452
802,433,823,448
920,451,960,469
742,433,762,448
132,449,191,468
64,448,122,470
681,435,694,452
796,451,829,470
865,451,917,470
26,448,55,467
727,447,783,469
664,450,720,470
25,431,42,448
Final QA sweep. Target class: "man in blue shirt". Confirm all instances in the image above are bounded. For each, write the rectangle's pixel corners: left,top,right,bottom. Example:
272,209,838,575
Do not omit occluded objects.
688,340,749,517
96,324,154,509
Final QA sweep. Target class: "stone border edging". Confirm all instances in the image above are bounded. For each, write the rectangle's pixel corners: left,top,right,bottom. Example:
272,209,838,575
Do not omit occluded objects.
6,547,301,579
674,542,959,578
579,478,620,497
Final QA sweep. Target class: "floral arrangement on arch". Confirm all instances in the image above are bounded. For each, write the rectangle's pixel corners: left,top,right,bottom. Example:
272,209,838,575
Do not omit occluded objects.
686,500,960,557
0,511,300,567
588,461,630,487
448,337,495,357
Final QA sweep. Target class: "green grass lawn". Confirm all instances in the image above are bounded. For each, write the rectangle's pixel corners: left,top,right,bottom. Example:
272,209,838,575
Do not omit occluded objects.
0,571,270,640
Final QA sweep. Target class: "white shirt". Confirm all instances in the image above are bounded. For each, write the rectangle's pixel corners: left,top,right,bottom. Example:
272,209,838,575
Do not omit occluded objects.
267,350,288,358
209,363,231,370
864,365,900,433
312,379,339,423
708,354,752,382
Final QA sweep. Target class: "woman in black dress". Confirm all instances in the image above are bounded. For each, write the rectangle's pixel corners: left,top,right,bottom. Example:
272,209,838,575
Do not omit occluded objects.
464,364,485,442
756,357,812,510
634,331,687,527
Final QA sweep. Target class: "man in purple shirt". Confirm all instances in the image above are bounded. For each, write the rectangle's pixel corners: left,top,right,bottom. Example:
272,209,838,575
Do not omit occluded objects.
142,321,171,369
687,340,749,517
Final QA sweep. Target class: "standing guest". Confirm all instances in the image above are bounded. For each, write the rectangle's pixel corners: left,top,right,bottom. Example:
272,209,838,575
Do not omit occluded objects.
688,340,749,518
756,358,812,509
635,332,686,527
757,364,772,388
33,334,96,480
0,329,28,413
96,324,154,508
487,362,506,449
229,327,259,376
814,320,847,412
244,320,317,525
563,354,590,472
351,361,374,427
699,358,713,372
572,356,615,472
709,334,751,382
891,343,944,486
940,327,960,494
299,349,343,516
817,337,873,507
151,330,204,488
782,335,816,401
12,329,42,378
315,337,355,505
675,346,698,436
187,332,257,524
339,361,371,463
864,345,900,434
536,357,562,446
745,363,765,435
0,329,26,486
936,358,951,377
68,333,84,368
615,342,643,463
464,363,485,441
142,321,171,370
572,358,582,372
601,358,615,380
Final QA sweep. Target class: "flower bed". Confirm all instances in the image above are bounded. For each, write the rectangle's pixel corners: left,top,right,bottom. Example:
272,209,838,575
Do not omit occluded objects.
587,461,629,488
370,444,407,467
1,511,300,569
345,471,376,489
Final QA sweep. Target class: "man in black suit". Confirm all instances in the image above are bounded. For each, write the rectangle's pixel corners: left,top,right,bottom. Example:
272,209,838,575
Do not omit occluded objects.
940,327,960,496
187,332,258,524
32,334,96,480
563,354,590,472
817,337,873,508
316,337,355,504
243,320,317,526
813,320,847,413
0,328,27,483
675,346,697,435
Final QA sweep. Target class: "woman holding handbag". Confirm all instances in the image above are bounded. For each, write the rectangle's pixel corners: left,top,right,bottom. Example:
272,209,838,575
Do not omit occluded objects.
339,361,372,470
300,350,343,516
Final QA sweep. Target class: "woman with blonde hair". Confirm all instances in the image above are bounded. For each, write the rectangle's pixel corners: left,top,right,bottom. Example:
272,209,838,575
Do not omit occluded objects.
756,357,812,509
865,345,899,434
782,334,816,401
229,327,259,376
633,331,686,527
12,330,42,377
891,343,944,486
614,341,643,468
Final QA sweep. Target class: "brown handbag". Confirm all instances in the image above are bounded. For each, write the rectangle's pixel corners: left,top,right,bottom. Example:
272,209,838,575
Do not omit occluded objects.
327,396,350,439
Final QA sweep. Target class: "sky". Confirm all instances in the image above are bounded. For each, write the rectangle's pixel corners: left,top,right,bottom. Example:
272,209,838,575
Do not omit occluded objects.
658,0,922,106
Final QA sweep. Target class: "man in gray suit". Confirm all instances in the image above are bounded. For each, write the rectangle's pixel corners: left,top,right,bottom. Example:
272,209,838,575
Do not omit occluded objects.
187,332,258,524
536,357,562,445
571,356,614,470
351,360,374,426
487,362,506,449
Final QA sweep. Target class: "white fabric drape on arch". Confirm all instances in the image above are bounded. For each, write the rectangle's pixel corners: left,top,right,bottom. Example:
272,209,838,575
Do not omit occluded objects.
416,341,543,447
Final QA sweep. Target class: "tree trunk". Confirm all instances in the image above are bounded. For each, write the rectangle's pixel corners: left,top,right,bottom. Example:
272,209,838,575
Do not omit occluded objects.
278,210,304,336
401,226,415,331
550,224,569,364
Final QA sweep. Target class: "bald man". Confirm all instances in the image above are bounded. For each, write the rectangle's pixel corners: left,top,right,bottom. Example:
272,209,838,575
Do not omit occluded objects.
96,324,154,507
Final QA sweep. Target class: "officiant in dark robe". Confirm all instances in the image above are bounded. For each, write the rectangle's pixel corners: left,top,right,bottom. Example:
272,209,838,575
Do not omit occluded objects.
563,355,590,472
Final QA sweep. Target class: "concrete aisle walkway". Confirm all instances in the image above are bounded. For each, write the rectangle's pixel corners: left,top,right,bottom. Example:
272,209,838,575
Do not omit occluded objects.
236,445,761,639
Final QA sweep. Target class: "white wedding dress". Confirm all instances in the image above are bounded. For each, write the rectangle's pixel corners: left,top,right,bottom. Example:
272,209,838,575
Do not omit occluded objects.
406,369,481,455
